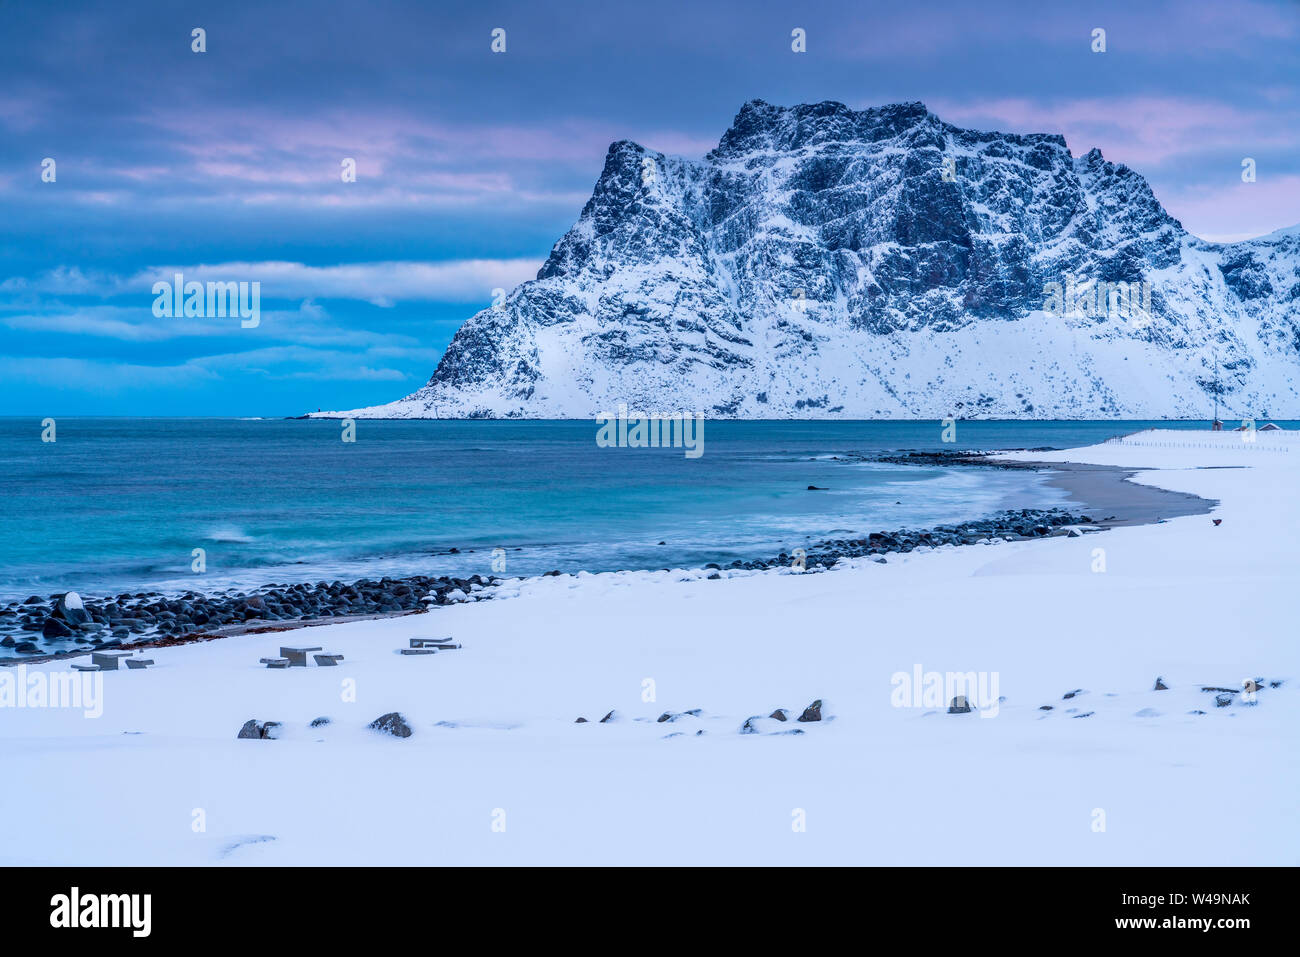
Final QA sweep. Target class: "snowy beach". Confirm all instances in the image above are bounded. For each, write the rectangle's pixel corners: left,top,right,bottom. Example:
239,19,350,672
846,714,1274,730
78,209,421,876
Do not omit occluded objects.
1,429,1295,866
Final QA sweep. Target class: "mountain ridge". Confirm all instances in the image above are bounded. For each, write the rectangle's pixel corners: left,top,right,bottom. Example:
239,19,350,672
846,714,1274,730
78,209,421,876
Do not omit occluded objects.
314,99,1300,420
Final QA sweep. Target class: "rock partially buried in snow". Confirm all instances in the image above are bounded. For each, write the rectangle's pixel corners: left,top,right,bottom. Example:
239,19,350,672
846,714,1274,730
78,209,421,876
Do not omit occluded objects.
797,700,823,722
1215,694,1234,708
237,719,282,740
369,712,413,738
309,716,331,728
947,696,973,714
599,710,616,723
769,708,788,722
1153,677,1169,691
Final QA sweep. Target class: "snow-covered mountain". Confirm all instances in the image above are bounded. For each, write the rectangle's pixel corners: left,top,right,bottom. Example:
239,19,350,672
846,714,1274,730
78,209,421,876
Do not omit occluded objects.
320,100,1300,419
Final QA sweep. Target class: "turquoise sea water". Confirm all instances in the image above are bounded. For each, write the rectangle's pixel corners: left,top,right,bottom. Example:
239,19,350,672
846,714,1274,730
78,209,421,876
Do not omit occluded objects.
0,418,1272,600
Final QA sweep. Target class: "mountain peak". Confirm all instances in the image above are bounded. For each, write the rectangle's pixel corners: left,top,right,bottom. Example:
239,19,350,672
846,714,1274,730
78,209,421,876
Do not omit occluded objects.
711,99,937,159
322,100,1300,421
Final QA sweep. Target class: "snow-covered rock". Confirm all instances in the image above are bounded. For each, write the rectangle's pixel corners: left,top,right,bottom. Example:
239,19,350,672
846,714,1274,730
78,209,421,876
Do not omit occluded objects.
53,591,89,625
319,100,1300,420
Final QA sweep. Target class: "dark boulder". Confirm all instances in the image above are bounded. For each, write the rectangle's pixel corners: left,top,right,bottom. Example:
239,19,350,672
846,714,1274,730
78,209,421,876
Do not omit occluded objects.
237,719,282,740
369,712,413,737
797,699,823,722
52,592,90,625
42,617,73,639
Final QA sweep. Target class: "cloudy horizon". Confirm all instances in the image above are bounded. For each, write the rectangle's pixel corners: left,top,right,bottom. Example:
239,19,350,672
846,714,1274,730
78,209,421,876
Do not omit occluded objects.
3,0,1298,415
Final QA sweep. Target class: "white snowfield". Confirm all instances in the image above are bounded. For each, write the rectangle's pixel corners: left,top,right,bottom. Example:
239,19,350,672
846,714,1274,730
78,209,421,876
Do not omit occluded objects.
0,429,1295,865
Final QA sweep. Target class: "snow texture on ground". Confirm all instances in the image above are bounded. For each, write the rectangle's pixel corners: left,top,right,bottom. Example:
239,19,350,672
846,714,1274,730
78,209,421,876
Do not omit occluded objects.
0,429,1295,865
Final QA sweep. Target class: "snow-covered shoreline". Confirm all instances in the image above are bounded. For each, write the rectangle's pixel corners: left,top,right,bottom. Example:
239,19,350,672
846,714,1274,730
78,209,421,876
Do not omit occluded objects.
1,429,1295,866
1,501,1098,663
0,451,1213,664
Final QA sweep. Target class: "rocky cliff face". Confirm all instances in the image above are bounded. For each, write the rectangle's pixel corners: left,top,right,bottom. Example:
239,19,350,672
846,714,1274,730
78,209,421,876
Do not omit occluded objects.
321,100,1300,419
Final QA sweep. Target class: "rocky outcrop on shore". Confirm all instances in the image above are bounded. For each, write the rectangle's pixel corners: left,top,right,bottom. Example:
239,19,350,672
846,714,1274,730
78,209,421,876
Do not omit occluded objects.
0,574,496,658
867,449,1054,469
712,506,1099,574
0,506,1098,658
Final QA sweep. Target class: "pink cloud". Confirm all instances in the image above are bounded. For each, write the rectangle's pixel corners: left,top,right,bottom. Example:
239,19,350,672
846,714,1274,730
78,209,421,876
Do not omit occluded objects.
148,104,715,170
1162,175,1300,241
930,96,1299,167
930,96,1300,237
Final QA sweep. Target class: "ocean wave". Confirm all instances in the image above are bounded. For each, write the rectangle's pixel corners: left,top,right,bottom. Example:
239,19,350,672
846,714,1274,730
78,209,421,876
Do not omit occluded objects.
206,526,256,543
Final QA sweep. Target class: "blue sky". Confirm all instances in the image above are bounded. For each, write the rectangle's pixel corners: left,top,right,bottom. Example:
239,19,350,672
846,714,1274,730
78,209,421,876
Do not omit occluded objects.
2,0,1298,415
